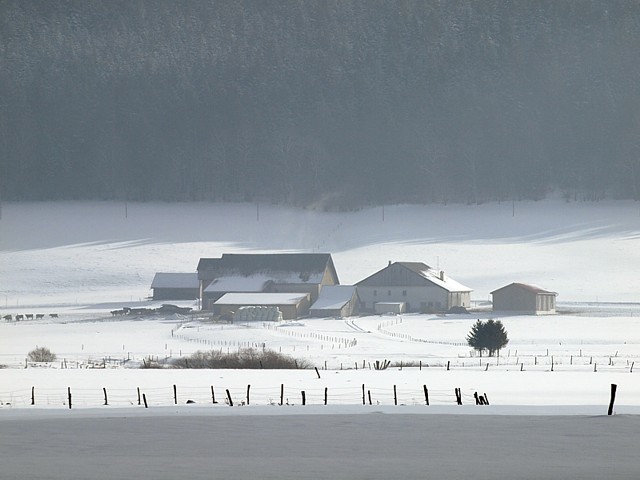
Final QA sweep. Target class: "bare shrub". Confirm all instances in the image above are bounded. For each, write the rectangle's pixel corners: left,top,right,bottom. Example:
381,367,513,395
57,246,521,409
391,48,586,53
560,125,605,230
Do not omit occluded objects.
140,356,165,369
27,346,57,363
171,348,312,369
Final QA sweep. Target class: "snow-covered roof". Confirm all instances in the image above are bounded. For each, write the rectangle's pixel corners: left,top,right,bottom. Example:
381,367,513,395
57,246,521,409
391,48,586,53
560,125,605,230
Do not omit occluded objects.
415,268,473,292
491,283,557,295
310,286,357,311
151,273,199,289
198,253,337,284
213,292,309,306
356,262,472,292
204,275,272,293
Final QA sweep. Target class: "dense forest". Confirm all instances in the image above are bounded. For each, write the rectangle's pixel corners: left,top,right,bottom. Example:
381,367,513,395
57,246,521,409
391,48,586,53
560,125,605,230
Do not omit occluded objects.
2,1,640,207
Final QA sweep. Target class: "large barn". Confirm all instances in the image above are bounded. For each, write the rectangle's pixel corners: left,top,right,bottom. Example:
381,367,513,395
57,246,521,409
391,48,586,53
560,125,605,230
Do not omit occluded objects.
491,283,557,314
196,253,339,315
356,261,472,313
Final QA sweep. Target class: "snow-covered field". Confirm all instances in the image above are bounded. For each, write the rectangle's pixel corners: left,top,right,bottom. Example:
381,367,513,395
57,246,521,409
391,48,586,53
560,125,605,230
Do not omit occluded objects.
1,200,639,479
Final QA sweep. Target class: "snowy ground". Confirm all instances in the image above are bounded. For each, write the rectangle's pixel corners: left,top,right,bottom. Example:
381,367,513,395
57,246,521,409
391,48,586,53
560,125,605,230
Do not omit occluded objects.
1,201,639,478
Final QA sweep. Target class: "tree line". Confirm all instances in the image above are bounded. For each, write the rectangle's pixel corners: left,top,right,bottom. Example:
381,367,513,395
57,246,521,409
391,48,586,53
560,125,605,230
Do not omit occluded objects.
2,1,640,207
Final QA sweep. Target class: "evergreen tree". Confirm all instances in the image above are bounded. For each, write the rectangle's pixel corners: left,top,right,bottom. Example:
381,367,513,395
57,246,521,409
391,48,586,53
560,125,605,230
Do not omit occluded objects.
466,319,509,357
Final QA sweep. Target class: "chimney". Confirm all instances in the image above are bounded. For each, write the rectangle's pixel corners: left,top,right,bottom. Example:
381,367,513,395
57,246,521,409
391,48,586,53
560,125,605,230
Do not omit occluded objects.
439,270,445,281
388,260,392,266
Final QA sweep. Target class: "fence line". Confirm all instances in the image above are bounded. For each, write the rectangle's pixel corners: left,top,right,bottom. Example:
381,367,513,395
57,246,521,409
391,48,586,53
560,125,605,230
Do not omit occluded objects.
0,384,483,409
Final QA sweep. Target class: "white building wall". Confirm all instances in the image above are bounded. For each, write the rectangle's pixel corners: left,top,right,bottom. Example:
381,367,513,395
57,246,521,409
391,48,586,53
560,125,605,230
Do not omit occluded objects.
358,286,450,312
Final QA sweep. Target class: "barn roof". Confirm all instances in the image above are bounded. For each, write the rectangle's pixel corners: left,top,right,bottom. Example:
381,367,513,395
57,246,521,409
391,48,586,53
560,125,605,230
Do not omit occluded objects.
151,273,199,289
310,286,357,311
491,283,557,295
357,262,472,292
213,292,309,306
203,275,272,293
197,253,338,284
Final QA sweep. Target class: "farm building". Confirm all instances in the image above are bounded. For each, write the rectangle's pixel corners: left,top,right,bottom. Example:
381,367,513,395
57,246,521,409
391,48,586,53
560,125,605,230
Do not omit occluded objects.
356,262,472,313
211,292,311,320
197,253,339,311
150,273,199,300
491,283,557,314
309,285,359,318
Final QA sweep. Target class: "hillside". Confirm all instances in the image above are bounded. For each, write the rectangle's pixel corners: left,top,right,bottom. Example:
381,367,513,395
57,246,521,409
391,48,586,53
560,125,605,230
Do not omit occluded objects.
2,1,640,205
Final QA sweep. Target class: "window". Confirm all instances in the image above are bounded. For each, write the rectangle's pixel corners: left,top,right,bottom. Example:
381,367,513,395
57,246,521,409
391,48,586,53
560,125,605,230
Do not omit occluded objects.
402,290,407,297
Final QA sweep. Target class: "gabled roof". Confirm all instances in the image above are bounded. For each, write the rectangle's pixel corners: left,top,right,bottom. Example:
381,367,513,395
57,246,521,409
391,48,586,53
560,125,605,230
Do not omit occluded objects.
151,273,199,289
491,283,557,295
310,285,358,311
356,262,472,292
197,253,338,284
204,275,272,293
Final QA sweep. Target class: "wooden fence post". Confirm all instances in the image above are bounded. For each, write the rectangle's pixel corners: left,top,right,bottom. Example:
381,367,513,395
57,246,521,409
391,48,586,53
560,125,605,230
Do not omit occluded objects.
143,393,148,408
315,367,321,379
31,386,35,406
68,387,72,409
301,391,306,406
362,384,366,405
226,389,233,407
173,384,177,405
103,387,108,406
608,384,617,415
393,385,397,405
423,385,429,405
324,387,328,405
137,387,141,406
211,386,218,404
447,361,450,371
483,393,489,405
246,385,251,405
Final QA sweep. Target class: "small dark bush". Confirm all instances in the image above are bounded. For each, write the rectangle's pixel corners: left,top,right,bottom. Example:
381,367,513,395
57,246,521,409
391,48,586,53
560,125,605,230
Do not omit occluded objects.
27,346,57,362
171,348,312,369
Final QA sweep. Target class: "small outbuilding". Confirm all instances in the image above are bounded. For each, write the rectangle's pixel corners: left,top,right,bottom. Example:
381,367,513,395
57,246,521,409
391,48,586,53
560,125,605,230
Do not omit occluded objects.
150,273,199,300
374,302,406,315
211,292,311,320
309,285,359,318
491,283,557,315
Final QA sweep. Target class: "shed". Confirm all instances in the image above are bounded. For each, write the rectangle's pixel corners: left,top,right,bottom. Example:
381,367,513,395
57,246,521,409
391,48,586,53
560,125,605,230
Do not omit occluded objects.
491,283,557,314
374,302,406,315
150,273,199,300
212,292,311,320
309,285,359,318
